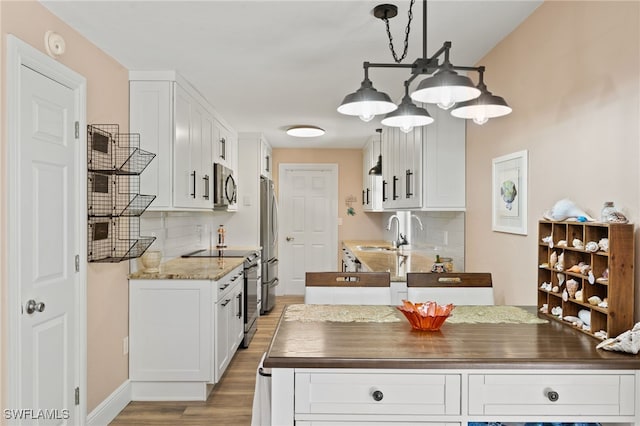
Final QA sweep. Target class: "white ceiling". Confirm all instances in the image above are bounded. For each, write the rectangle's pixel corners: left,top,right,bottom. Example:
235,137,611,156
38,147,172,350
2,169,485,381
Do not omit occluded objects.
40,0,541,149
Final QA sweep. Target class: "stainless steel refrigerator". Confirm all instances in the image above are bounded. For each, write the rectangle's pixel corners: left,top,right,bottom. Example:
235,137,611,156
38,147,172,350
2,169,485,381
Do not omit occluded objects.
260,177,278,313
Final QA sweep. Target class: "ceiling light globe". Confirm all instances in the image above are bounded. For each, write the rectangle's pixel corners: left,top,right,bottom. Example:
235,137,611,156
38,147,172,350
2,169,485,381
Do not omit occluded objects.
411,69,481,106
451,91,512,124
359,113,375,123
337,78,397,118
400,125,413,134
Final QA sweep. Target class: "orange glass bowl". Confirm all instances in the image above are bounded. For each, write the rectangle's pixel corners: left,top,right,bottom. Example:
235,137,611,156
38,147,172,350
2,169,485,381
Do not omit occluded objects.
396,300,455,331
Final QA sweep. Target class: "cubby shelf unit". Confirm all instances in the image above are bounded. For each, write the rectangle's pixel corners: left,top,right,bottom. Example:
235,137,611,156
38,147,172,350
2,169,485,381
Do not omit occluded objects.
537,219,634,340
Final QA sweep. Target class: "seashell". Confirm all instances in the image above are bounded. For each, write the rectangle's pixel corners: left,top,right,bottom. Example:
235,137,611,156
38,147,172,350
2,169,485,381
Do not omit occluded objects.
555,252,565,271
585,241,599,252
543,199,595,222
602,268,609,279
563,315,583,327
539,263,549,268
549,251,558,267
598,238,609,252
567,264,582,273
557,273,565,286
557,240,568,247
596,322,640,354
562,289,569,302
540,303,548,314
572,238,584,249
551,306,563,317
594,330,608,340
552,286,559,293
575,290,583,302
599,298,608,309
605,211,628,224
588,270,595,284
566,279,579,298
578,309,591,326
542,235,553,248
588,295,602,306
579,263,591,275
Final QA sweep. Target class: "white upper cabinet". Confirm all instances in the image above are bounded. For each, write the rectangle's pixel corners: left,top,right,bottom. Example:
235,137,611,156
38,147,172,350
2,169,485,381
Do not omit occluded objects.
362,136,383,212
421,105,466,210
379,105,465,211
260,137,273,179
130,71,237,211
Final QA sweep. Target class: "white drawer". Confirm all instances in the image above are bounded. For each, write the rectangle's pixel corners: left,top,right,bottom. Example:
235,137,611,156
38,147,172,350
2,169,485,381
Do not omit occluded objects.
215,265,243,300
295,372,460,416
468,373,636,416
296,422,460,426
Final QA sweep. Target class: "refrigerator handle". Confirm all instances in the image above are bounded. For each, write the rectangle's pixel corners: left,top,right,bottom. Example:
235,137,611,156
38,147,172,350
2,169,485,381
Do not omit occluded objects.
271,190,278,245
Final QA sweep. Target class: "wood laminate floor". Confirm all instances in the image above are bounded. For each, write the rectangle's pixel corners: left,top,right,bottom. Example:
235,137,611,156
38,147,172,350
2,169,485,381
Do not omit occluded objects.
110,295,303,425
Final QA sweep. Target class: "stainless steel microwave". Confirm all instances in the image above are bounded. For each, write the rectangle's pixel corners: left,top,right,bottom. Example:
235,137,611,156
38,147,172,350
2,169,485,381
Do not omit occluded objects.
213,163,237,208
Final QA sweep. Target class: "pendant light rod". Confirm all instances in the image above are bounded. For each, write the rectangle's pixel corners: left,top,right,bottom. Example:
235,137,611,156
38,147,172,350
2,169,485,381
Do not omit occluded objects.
422,0,427,59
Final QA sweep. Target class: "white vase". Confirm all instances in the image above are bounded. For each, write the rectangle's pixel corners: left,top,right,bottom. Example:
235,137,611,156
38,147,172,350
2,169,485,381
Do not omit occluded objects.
141,250,162,273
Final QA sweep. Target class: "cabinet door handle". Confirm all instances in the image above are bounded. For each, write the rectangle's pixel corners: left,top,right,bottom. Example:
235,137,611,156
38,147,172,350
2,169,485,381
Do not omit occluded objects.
372,390,384,402
190,171,196,198
221,298,231,307
237,293,242,318
266,155,270,172
220,137,226,160
382,180,387,202
203,174,210,200
392,176,399,200
366,188,370,205
405,169,413,198
362,190,365,206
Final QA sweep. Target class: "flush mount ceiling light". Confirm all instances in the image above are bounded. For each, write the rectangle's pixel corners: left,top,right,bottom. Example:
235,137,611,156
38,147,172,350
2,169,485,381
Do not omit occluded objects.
337,0,511,128
286,125,325,138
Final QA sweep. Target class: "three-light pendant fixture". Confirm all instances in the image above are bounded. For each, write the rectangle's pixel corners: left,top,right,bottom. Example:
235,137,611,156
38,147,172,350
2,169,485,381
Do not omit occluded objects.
337,0,512,133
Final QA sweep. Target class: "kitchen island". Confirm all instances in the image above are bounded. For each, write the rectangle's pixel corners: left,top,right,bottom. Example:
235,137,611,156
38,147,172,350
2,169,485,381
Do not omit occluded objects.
263,304,640,425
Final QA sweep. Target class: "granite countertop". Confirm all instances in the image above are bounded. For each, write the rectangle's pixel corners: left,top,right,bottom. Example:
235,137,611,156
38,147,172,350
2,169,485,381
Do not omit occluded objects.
128,256,244,281
343,240,435,281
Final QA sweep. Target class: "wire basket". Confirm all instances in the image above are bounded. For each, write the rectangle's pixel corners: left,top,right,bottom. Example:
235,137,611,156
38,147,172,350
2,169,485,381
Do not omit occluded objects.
88,217,156,263
88,124,155,174
88,173,155,217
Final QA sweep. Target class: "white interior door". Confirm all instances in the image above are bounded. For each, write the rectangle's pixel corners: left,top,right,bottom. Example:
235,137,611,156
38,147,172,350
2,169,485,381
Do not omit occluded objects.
278,164,338,295
7,36,86,425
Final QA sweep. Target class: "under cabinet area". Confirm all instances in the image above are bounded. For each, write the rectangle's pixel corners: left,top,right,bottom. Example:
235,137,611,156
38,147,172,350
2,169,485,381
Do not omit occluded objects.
129,264,244,401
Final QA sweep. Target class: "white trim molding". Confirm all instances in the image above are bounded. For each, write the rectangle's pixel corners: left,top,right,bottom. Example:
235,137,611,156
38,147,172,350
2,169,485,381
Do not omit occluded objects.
87,380,131,426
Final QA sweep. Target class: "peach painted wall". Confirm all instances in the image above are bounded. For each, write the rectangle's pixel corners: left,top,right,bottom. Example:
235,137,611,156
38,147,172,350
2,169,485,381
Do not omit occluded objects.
465,1,640,314
1,0,130,412
272,148,386,249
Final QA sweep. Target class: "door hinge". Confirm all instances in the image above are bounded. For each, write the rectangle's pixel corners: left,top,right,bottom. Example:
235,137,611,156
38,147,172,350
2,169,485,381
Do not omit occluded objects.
75,121,79,139
75,387,80,405
75,255,80,272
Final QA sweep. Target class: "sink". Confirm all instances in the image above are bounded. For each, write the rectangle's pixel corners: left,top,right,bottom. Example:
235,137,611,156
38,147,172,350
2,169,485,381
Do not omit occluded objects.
355,245,395,252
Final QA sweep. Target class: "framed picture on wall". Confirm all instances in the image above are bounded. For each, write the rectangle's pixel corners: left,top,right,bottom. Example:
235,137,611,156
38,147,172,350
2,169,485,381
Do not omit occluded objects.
492,150,528,235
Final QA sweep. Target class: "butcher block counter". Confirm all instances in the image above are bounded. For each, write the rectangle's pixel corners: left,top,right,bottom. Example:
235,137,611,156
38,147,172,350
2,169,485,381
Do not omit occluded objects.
264,304,640,425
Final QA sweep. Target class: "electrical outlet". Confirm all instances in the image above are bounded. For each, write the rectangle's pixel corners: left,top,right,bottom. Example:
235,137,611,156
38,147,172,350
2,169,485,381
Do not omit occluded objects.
123,336,129,355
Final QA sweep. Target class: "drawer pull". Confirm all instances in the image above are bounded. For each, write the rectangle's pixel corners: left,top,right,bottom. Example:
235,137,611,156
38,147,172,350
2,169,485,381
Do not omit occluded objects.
545,389,559,402
371,390,384,402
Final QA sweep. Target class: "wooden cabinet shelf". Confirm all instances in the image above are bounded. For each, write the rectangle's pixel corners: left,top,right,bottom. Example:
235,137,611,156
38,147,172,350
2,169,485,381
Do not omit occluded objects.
537,219,634,340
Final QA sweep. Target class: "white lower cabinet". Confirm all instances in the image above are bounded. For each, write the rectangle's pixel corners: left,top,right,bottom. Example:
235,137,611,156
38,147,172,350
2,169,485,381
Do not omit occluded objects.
129,265,244,401
213,267,244,382
275,369,639,425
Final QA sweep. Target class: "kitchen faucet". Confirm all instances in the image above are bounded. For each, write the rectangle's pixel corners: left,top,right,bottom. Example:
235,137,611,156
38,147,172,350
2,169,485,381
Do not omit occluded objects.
386,214,407,248
411,214,424,231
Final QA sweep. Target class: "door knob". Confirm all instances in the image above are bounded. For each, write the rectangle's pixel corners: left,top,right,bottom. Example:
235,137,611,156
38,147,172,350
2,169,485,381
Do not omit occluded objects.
25,299,45,314
286,236,294,242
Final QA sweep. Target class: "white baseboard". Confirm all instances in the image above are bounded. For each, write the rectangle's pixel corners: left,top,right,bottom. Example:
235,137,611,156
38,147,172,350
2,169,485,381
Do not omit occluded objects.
87,380,131,426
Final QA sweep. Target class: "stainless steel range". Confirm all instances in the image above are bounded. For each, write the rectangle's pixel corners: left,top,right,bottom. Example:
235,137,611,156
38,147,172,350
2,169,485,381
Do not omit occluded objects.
182,248,260,348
